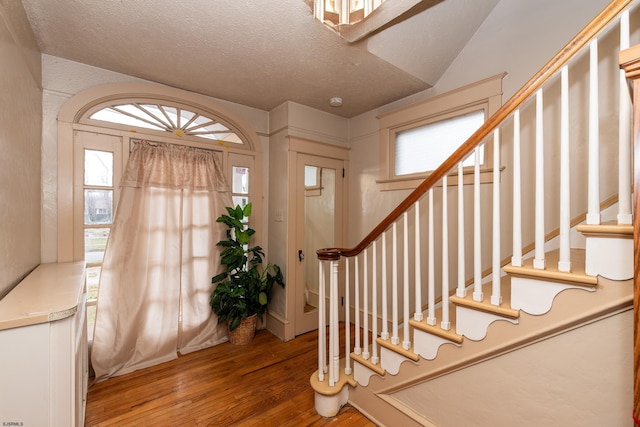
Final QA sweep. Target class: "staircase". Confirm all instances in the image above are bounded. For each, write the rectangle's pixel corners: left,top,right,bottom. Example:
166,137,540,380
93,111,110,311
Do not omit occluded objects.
311,1,638,426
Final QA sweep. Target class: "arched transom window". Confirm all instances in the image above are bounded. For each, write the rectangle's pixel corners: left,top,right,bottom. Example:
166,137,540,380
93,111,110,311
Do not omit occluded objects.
85,101,244,145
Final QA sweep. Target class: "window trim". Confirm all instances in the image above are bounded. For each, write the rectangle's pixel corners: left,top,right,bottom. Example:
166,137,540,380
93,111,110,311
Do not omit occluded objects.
378,73,505,191
81,98,248,148
57,82,265,264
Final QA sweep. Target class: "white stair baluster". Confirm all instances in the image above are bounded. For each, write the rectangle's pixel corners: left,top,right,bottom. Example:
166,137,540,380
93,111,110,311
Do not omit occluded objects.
512,110,523,267
314,0,325,23
534,89,546,270
354,255,361,355
332,260,340,385
381,231,389,340
402,212,411,350
364,0,373,15
427,189,436,325
414,202,423,321
328,259,335,386
363,248,369,360
392,222,399,345
330,259,339,386
442,175,451,329
339,0,349,25
344,257,351,375
492,130,503,305
559,65,572,272
318,260,325,381
618,10,632,225
587,39,601,225
372,240,378,364
457,162,467,297
473,147,483,301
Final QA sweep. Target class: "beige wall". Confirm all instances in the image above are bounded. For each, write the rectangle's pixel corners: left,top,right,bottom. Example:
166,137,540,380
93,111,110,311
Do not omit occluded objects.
348,0,617,247
267,101,349,340
391,309,632,426
340,2,636,423
345,0,635,297
0,1,42,298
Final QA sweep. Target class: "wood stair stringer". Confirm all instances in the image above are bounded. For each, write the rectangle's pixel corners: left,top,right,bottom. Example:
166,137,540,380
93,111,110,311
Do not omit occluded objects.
348,276,632,401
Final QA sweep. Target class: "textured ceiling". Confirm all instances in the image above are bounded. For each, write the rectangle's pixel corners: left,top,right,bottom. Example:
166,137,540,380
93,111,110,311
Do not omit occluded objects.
21,0,499,118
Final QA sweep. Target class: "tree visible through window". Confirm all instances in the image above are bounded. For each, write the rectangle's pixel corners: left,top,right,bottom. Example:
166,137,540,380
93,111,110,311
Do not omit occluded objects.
84,149,115,333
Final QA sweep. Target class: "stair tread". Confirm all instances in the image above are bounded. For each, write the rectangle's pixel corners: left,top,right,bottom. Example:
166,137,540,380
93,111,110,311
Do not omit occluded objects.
375,337,420,362
310,358,357,396
351,351,386,375
450,275,519,319
504,248,597,286
576,221,633,237
409,305,464,344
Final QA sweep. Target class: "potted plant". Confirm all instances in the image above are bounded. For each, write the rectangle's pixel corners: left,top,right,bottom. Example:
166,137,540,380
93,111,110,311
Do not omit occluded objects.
210,203,284,345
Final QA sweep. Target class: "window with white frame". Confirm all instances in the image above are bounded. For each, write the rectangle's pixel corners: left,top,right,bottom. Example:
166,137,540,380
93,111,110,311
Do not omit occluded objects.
73,132,123,337
394,109,485,176
378,74,505,190
62,91,262,338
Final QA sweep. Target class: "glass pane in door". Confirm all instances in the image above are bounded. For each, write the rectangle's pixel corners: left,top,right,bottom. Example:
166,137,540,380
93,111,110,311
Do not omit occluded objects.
303,167,335,312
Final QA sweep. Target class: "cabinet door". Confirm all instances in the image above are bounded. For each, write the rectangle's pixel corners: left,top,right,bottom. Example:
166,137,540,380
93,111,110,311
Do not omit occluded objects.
51,315,75,425
0,324,50,426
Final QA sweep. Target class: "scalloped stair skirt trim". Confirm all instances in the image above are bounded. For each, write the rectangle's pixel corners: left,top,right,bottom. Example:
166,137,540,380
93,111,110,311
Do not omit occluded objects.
312,225,633,420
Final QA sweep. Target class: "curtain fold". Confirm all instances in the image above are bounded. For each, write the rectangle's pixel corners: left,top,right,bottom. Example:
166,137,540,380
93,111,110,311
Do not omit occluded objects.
91,141,231,382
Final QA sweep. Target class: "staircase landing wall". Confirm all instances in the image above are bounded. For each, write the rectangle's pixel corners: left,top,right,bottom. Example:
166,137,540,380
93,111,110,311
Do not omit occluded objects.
349,280,632,426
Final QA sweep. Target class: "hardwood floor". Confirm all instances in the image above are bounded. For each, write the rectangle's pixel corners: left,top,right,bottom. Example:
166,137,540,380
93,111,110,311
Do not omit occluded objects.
85,326,375,426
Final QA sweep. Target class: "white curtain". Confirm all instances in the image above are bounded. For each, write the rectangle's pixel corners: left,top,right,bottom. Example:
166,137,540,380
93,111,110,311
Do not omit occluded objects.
91,140,232,382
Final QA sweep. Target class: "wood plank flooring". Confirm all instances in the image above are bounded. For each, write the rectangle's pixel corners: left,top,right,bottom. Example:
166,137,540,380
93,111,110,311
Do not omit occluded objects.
85,326,375,426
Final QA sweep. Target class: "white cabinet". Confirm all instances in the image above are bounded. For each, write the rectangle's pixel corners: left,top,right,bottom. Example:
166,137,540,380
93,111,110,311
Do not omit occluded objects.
0,262,87,427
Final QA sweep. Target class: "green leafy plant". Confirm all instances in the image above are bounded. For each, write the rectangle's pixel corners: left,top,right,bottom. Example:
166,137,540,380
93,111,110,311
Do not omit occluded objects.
210,203,284,331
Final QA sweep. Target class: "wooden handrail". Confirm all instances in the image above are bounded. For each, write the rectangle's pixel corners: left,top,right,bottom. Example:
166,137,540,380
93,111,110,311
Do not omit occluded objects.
317,0,633,261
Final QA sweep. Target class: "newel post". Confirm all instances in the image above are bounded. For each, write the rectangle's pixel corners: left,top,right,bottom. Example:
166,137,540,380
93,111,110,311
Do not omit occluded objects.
620,44,640,425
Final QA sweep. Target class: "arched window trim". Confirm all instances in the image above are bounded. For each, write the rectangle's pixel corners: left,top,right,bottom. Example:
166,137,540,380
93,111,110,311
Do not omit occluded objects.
80,97,248,148
58,82,263,153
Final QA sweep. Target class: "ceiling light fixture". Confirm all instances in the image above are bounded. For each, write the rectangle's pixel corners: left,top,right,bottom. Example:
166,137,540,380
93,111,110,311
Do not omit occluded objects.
329,97,343,107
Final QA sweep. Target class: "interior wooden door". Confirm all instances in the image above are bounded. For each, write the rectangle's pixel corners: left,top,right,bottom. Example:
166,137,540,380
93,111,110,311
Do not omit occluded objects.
294,154,344,336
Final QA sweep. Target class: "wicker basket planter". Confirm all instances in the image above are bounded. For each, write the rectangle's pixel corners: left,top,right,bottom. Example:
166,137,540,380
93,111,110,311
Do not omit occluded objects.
228,314,258,345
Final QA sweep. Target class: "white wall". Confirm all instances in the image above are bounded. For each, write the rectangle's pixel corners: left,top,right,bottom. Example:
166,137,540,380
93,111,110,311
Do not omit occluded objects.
0,1,42,298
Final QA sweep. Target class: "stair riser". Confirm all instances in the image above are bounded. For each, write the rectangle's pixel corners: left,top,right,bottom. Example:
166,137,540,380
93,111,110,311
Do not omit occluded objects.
584,236,633,280
511,276,596,315
455,305,518,341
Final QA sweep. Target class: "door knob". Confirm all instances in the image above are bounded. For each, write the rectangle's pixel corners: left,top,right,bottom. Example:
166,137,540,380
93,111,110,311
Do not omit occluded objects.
298,250,305,262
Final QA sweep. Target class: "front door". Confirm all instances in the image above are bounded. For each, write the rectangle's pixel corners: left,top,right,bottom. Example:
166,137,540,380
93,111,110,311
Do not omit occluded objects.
294,154,344,336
